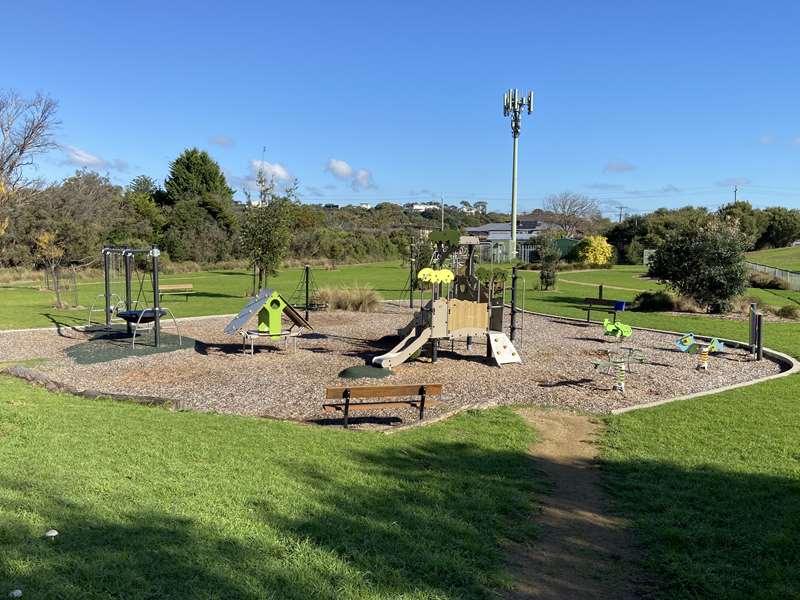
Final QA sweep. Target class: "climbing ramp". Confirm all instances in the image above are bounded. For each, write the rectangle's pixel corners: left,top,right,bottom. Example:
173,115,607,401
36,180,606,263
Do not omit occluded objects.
488,331,521,366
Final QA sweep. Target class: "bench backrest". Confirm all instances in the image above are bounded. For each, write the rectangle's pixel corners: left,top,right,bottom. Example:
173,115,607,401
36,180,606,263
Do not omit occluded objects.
160,284,194,291
325,384,443,400
582,298,621,307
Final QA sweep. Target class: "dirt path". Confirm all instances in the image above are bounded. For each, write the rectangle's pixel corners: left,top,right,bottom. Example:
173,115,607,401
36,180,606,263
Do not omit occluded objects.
503,410,651,599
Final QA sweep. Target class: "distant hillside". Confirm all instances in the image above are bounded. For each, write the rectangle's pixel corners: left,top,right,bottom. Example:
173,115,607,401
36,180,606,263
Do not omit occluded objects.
746,246,800,271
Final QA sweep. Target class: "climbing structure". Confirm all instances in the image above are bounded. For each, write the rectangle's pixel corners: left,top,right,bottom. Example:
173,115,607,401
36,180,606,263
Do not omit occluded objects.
372,232,522,371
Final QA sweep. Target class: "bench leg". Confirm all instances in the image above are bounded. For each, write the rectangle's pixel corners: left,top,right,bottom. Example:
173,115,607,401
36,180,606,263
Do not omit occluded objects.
343,391,351,429
586,309,591,323
419,387,426,420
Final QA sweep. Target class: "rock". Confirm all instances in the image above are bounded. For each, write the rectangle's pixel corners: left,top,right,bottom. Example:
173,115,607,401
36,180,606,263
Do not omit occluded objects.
9,590,23,598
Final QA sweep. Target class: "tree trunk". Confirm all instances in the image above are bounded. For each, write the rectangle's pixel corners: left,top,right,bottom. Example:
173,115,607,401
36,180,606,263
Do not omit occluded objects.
52,266,63,308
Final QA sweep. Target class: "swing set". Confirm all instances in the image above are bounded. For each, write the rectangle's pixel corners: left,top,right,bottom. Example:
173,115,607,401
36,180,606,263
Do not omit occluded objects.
87,246,181,348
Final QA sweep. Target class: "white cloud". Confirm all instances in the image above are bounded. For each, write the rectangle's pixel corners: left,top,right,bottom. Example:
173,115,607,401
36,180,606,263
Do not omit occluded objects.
352,169,375,191
325,158,376,191
716,176,751,187
64,145,107,168
250,159,291,181
326,158,354,179
210,135,234,147
62,146,127,171
759,135,774,145
603,160,636,174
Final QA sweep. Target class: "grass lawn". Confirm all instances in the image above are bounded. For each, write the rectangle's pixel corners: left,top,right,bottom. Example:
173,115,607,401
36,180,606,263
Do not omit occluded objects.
747,246,800,271
3,262,800,597
0,262,409,330
602,379,800,599
0,376,539,599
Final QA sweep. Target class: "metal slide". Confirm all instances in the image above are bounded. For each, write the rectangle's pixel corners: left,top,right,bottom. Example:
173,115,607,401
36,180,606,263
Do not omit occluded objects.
372,327,433,370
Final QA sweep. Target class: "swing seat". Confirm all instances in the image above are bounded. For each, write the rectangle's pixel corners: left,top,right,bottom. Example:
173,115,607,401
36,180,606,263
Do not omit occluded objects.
117,309,168,324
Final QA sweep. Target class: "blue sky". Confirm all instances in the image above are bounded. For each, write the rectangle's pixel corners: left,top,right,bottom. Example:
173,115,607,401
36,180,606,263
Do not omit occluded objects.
4,0,799,216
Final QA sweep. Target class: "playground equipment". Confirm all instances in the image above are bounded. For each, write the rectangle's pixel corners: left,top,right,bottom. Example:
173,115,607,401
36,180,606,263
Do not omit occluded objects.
224,289,312,354
603,318,632,341
88,246,181,348
675,333,725,370
372,232,521,370
592,348,647,393
289,265,325,321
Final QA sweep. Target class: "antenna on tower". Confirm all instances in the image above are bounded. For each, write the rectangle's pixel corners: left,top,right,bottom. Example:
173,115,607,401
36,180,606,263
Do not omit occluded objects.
502,88,535,260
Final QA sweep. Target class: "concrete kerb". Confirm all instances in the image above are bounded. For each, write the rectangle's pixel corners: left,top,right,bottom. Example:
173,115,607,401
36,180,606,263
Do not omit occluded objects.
513,307,800,415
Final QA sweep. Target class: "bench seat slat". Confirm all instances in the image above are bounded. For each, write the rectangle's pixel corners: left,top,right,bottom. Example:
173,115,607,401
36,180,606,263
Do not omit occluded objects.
325,384,443,400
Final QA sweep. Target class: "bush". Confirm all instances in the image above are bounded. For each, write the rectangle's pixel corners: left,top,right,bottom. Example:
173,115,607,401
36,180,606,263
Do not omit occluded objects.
633,290,676,312
575,235,613,265
747,271,790,290
648,218,748,313
771,304,800,320
314,287,382,312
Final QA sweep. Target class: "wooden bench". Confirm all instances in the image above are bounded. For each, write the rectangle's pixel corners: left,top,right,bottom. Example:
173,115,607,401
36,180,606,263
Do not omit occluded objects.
158,283,195,302
582,297,626,322
323,384,443,428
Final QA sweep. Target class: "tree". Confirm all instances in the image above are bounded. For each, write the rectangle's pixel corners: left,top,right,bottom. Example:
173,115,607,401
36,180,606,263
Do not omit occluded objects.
717,201,765,249
538,232,561,290
34,230,65,307
240,189,295,290
161,149,237,260
0,89,59,197
164,148,234,206
575,235,613,265
543,192,599,237
648,218,747,313
755,207,800,249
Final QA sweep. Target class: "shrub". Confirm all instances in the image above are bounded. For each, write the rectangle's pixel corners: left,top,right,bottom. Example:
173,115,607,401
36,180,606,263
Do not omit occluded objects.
747,271,790,290
771,304,800,320
575,235,614,265
648,218,748,313
314,287,382,312
633,290,676,312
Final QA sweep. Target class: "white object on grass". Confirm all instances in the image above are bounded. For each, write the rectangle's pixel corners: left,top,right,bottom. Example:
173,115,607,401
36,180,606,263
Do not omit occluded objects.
44,529,59,540
9,590,23,598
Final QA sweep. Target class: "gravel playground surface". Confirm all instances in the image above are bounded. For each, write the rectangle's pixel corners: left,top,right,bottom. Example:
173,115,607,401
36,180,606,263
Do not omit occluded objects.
0,302,784,428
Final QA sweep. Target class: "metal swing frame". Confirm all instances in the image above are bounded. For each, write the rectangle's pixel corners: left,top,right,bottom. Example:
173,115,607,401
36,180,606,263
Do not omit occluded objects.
95,246,180,348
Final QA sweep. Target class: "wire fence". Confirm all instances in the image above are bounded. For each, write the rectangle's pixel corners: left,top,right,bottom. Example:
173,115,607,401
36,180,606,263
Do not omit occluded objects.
745,261,800,291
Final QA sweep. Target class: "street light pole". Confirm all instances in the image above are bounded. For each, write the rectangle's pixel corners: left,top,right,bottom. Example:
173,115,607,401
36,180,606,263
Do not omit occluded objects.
503,89,534,261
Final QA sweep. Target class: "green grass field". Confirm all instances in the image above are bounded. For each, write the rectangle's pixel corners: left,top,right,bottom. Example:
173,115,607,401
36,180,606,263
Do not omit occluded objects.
746,246,800,271
0,262,410,330
2,262,800,598
0,377,539,599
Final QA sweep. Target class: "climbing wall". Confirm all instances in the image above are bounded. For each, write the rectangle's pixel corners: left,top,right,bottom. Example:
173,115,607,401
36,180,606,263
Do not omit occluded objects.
488,332,522,366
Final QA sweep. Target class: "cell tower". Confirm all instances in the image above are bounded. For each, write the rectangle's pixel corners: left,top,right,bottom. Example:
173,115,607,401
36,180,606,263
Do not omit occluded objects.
502,89,534,259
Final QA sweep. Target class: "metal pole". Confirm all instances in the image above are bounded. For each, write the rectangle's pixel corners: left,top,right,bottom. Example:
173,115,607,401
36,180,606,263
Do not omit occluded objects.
304,264,310,322
124,251,133,335
598,284,604,300
409,255,415,309
510,266,518,342
152,247,160,347
756,312,764,361
103,249,111,328
511,134,519,261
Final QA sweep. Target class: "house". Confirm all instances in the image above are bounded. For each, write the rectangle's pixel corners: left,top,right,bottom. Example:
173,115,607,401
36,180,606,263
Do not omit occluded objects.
466,219,572,262
406,203,440,212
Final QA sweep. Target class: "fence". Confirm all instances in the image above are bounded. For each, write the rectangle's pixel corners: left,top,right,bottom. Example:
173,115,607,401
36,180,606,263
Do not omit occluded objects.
746,261,800,291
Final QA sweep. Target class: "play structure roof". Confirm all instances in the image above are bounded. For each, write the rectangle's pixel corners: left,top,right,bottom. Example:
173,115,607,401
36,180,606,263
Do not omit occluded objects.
223,289,312,335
